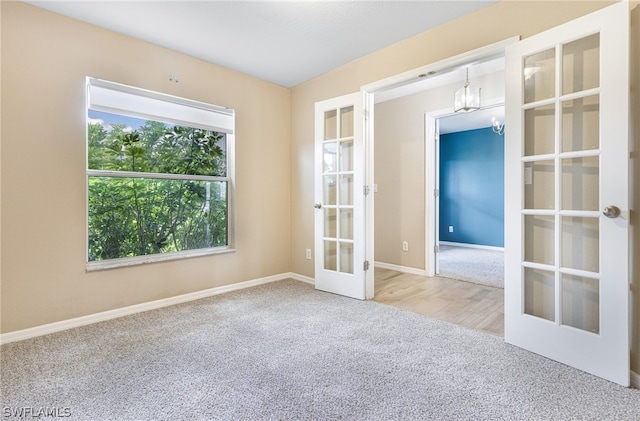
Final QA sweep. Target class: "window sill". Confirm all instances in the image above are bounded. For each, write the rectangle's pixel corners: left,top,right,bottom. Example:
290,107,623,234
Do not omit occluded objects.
86,247,236,272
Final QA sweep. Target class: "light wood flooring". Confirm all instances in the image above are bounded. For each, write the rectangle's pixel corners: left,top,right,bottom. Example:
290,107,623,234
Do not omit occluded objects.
374,268,504,336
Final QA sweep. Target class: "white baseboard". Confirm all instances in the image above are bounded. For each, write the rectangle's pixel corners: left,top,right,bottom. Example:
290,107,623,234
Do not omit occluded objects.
0,273,311,345
439,241,504,251
288,272,315,285
374,261,426,276
632,370,640,389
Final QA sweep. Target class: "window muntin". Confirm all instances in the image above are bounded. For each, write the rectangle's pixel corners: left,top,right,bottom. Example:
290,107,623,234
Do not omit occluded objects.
86,78,234,269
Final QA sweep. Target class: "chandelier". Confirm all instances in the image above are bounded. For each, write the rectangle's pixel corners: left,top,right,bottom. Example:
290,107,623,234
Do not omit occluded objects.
454,68,481,113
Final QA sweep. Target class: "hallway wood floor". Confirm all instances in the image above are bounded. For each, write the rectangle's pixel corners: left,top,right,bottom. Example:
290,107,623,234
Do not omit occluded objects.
373,267,504,336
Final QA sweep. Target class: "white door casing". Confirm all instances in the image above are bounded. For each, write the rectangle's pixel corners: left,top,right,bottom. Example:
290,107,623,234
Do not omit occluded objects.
425,115,441,276
363,37,517,281
314,92,368,299
425,99,504,278
504,2,630,386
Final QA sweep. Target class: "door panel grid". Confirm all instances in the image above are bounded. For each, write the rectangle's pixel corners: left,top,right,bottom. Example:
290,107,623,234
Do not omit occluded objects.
322,106,355,275
520,34,601,332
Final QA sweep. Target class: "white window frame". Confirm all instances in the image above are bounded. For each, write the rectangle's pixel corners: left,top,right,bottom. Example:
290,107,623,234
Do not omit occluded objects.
86,77,236,271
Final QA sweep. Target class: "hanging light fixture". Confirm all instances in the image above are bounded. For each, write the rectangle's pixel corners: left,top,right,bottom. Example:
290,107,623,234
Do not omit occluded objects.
454,68,481,113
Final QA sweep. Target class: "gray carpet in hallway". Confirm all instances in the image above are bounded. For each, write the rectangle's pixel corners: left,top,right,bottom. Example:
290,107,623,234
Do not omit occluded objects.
1,280,638,420
439,244,504,288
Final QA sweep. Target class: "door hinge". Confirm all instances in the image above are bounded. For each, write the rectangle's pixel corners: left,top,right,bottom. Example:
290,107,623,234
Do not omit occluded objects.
364,109,370,121
434,245,440,253
364,185,370,196
363,260,370,271
434,189,439,197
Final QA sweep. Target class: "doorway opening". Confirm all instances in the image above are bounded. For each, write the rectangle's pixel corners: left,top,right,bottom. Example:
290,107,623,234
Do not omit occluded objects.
369,50,508,335
433,105,505,290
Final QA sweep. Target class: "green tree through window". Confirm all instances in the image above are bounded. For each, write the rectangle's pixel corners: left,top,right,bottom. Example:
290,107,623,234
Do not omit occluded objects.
87,110,229,262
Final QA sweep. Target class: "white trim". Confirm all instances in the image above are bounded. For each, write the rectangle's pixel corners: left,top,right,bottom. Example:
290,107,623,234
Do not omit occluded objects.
88,77,233,115
631,371,640,389
364,90,376,299
0,273,310,345
87,77,234,134
374,261,427,277
288,272,315,285
87,247,236,272
439,241,505,252
87,169,228,183
362,37,519,94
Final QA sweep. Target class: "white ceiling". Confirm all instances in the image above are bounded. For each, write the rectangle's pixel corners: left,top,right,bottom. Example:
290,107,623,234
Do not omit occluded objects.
439,106,505,135
24,0,497,88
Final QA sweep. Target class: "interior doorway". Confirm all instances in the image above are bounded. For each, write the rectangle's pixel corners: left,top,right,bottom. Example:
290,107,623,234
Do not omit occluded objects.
432,105,506,290
370,47,508,336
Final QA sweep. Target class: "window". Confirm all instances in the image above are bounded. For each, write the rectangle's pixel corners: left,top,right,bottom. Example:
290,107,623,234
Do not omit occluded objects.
86,78,234,270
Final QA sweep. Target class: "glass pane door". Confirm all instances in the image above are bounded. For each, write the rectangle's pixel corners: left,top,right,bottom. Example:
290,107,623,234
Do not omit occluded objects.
504,1,630,386
521,34,601,333
322,106,355,274
314,92,365,300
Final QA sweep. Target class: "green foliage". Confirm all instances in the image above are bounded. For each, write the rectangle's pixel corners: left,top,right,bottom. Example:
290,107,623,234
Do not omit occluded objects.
87,118,228,261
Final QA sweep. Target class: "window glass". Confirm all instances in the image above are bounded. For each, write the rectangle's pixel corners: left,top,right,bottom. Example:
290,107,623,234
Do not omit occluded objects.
87,79,233,266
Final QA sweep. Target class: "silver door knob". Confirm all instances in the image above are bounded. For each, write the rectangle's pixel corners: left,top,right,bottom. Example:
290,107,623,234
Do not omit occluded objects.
314,203,322,209
602,205,620,218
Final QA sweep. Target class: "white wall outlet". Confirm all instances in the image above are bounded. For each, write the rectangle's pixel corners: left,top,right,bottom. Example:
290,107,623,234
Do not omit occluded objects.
524,167,533,185
402,241,409,252
306,248,312,260
449,226,454,233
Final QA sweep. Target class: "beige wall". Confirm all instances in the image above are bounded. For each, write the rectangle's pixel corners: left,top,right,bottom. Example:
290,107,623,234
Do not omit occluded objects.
0,2,291,332
1,0,638,376
290,0,639,373
374,72,504,270
374,94,426,270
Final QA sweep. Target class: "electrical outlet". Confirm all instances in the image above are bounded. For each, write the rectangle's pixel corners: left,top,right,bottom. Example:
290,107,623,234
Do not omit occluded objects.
449,226,454,233
306,248,312,260
402,241,409,252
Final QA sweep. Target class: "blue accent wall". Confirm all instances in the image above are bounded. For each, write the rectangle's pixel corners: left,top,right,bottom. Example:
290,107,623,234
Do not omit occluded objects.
439,127,504,247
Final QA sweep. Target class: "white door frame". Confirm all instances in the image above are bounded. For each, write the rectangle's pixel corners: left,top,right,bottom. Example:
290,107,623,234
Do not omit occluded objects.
425,98,505,277
362,37,518,280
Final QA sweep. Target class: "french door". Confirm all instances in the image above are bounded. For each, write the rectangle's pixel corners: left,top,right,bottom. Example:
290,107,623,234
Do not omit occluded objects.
504,2,630,385
314,92,367,299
